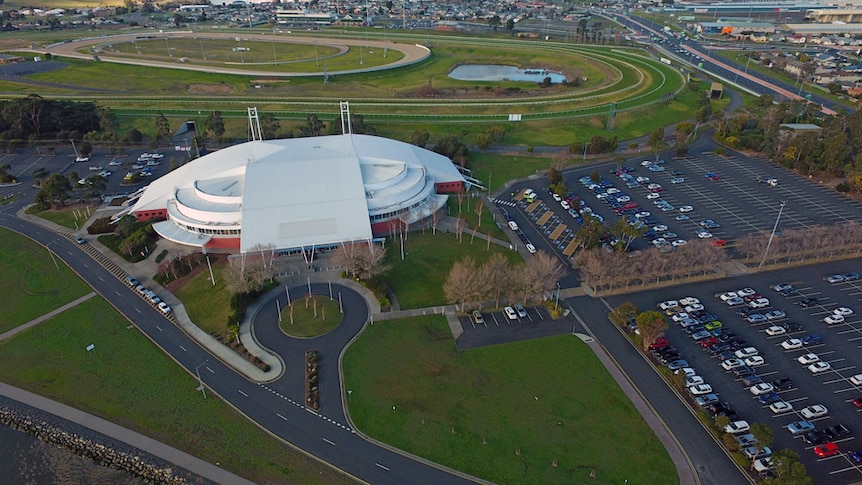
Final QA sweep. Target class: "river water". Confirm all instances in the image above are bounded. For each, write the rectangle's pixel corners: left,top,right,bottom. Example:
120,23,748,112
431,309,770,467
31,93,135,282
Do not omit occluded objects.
0,424,146,485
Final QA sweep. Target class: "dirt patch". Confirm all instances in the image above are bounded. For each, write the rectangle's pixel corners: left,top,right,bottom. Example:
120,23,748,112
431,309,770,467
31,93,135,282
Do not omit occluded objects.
187,83,234,95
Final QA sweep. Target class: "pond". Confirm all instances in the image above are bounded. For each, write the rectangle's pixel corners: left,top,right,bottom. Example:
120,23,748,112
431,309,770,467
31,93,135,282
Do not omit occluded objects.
448,64,567,83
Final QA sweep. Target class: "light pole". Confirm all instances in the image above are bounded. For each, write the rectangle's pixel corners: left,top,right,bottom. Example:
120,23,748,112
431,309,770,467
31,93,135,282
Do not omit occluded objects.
195,359,209,399
487,172,493,197
759,200,786,269
555,282,561,311
348,389,352,403
582,142,590,163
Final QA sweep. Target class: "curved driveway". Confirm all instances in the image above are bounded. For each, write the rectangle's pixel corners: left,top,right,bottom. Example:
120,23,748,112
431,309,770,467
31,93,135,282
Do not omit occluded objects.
41,32,431,78
0,205,481,484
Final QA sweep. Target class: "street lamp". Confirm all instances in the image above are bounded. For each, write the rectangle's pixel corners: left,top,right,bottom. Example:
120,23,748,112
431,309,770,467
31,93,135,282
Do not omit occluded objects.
555,282,561,311
759,201,786,269
487,172,493,197
45,240,60,270
195,359,209,399
582,142,590,163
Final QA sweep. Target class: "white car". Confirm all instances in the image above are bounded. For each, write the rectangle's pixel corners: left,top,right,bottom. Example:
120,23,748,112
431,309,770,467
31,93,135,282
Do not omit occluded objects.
834,307,854,317
674,367,697,377
108,159,122,166
685,375,705,387
824,314,845,325
75,156,89,162
765,326,786,336
659,300,679,311
672,239,687,247
725,297,745,307
724,420,751,434
744,355,765,367
157,301,172,314
748,298,770,309
641,160,653,167
750,383,775,396
684,303,704,313
646,192,660,200
679,297,700,306
800,404,828,419
525,244,537,254
769,401,794,414
737,288,756,297
678,205,693,213
781,339,803,350
719,291,738,301
809,361,832,374
653,224,668,232
797,353,819,365
735,347,759,359
721,358,746,371
671,312,691,323
850,374,862,386
697,231,713,239
688,384,713,395
504,306,518,320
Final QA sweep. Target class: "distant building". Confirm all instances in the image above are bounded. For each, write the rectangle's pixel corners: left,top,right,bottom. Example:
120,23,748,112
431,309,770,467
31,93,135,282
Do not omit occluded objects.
275,9,334,25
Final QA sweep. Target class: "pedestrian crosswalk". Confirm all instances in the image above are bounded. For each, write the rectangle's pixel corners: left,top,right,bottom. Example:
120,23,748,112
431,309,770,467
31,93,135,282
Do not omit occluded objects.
493,199,517,207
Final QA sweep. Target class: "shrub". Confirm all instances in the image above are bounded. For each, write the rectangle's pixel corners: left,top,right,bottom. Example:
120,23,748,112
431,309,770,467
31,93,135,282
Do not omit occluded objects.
87,217,115,234
154,249,168,263
836,181,851,192
715,147,726,155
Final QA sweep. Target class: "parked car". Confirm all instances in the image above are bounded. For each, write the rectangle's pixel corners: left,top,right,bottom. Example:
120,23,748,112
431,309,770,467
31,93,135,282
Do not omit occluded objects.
724,420,750,434
769,401,794,414
814,442,839,458
801,404,828,419
786,421,815,435
809,361,832,374
504,306,518,320
797,353,820,365
750,383,775,396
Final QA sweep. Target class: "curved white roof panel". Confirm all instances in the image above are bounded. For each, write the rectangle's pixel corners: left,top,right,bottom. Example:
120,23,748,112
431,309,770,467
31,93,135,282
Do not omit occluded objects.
131,134,463,253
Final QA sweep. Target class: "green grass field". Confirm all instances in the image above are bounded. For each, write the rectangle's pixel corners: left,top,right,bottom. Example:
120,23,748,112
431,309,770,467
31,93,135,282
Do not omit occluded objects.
280,295,342,338
26,204,95,230
173,262,232,338
0,296,352,485
343,315,677,484
0,229,90,333
382,232,522,309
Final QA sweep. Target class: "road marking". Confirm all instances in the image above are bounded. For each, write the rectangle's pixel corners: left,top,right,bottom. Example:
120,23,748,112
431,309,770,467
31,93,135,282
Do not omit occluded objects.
206,366,214,374
115,291,121,296
97,276,103,282
135,308,141,314
155,325,162,332
374,463,390,471
179,345,186,352
322,437,335,446
276,413,288,421
238,389,248,397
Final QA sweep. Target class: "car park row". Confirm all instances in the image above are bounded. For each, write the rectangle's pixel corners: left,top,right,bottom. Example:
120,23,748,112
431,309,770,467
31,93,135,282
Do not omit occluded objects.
644,274,862,479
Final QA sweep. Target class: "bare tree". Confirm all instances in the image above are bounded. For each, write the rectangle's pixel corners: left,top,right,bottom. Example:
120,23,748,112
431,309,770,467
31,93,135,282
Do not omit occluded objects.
443,257,480,312
430,208,442,235
527,250,566,297
635,310,668,350
455,216,466,243
475,198,485,228
482,253,511,306
332,241,390,281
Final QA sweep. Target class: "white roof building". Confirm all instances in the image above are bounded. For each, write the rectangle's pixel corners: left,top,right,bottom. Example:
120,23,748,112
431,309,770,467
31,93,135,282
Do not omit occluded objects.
130,134,464,253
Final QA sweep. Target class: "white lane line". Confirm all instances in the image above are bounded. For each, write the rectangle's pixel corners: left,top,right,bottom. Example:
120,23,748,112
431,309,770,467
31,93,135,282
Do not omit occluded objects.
179,345,187,352
276,413,288,421
322,437,335,446
237,389,248,397
135,308,141,314
374,463,390,471
155,325,162,332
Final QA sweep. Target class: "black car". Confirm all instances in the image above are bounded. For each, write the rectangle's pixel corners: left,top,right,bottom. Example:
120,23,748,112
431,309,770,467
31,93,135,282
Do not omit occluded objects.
779,287,799,297
718,333,737,343
826,424,852,440
782,322,804,332
733,366,756,377
772,378,793,390
697,314,719,324
798,297,820,308
708,343,731,354
685,325,706,335
743,375,763,387
717,350,736,361
738,307,759,317
803,430,831,445
728,340,748,351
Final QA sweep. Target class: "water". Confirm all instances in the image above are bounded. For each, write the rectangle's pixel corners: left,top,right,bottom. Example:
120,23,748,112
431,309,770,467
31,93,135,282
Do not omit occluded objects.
0,424,147,485
448,64,567,83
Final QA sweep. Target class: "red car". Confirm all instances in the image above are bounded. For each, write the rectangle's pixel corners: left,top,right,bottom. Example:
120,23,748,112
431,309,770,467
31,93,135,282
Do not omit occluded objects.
623,202,638,209
814,442,839,458
651,187,664,193
710,239,728,247
699,337,720,348
648,337,669,350
851,397,862,408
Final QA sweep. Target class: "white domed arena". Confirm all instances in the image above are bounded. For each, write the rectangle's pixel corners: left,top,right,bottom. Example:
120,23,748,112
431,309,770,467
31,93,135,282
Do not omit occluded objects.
129,133,465,254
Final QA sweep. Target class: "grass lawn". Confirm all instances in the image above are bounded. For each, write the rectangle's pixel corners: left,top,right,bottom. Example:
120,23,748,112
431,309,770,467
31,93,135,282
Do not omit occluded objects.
173,262,232,338
446,195,508,242
0,296,353,485
0,228,90,333
343,315,676,484
382,232,522,310
280,295,342,338
26,203,95,230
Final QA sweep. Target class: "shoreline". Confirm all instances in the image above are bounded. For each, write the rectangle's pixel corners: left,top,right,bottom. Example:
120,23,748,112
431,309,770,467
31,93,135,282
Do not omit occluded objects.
0,395,213,485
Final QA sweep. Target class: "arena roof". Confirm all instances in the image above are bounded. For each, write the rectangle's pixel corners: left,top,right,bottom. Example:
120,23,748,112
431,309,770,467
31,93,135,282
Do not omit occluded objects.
131,134,464,253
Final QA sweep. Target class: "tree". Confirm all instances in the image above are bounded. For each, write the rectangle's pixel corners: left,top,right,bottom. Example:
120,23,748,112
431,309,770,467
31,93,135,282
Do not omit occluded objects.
124,128,143,143
522,250,565,302
298,114,325,137
332,241,390,281
481,253,511,306
35,173,72,208
609,302,638,328
506,18,515,32
443,256,481,312
768,448,814,484
154,112,171,143
547,166,563,187
260,113,280,140
488,15,500,32
410,129,430,148
635,310,668,350
648,127,667,161
205,111,225,144
609,217,643,252
575,216,605,250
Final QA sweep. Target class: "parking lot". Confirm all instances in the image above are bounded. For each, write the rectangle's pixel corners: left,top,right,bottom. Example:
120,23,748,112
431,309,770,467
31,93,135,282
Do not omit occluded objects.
607,260,862,483
0,146,187,203
454,303,586,351
499,146,862,261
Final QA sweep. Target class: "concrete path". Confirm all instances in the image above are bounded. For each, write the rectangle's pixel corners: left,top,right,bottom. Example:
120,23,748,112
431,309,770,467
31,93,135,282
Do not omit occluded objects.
0,382,255,485
0,292,96,342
